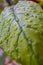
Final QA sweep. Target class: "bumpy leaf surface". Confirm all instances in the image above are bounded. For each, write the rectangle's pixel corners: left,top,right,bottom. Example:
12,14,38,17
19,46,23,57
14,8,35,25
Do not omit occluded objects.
0,1,43,65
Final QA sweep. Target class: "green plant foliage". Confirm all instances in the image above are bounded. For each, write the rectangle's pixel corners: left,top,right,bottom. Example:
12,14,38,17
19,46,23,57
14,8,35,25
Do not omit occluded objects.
0,1,43,65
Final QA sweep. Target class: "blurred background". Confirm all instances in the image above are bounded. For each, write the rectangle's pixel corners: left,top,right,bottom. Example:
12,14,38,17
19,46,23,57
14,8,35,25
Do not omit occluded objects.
0,0,19,13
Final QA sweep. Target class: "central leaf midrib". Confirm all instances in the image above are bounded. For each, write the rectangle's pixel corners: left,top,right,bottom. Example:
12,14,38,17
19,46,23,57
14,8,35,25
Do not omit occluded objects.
11,7,35,65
